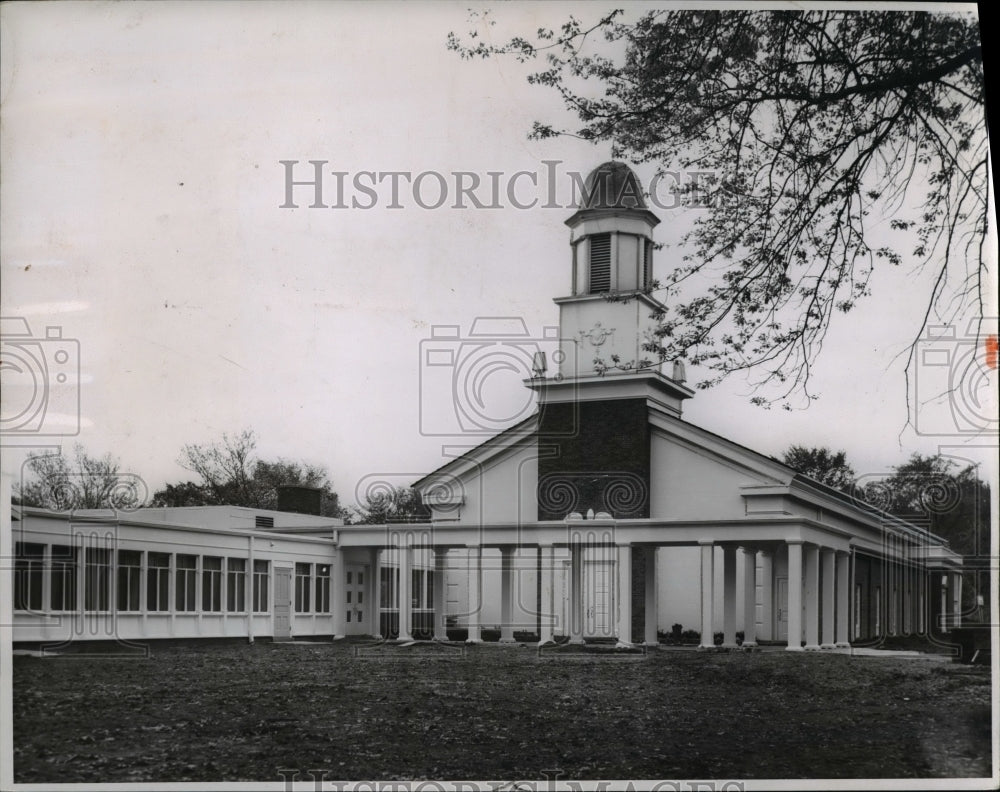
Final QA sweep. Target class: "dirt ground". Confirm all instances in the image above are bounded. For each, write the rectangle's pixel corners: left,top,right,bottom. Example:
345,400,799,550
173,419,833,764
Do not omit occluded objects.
10,639,994,783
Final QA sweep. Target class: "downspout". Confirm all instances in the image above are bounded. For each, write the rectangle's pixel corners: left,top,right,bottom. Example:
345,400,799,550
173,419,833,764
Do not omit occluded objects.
247,534,255,644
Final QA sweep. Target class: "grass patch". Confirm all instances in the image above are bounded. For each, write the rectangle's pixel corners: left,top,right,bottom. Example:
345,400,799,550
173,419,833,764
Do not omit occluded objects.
12,640,992,783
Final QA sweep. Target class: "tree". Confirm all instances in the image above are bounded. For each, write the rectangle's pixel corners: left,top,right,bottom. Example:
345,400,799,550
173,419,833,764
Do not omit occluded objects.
14,444,146,511
781,445,856,491
876,453,991,617
152,429,348,518
449,9,988,410
878,453,989,559
353,486,431,525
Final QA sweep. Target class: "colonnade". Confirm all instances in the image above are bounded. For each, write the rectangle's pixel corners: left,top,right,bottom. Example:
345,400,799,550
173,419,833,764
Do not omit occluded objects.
354,537,936,649
356,539,660,646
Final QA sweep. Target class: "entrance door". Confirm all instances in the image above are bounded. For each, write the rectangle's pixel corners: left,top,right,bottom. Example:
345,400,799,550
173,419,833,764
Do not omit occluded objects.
775,576,788,642
585,561,614,638
345,564,368,635
273,567,292,641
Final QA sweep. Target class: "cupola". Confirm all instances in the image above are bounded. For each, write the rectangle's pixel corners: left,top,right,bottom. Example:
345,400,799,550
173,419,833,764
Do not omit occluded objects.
564,161,661,296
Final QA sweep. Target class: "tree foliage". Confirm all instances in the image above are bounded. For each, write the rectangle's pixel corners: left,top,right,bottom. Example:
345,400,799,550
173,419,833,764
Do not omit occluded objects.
449,8,988,409
152,429,347,518
15,444,146,511
781,445,856,491
353,485,431,525
878,453,990,559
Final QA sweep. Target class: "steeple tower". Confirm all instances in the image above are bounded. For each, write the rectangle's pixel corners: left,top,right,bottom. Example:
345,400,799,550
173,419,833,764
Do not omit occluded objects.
526,162,695,521
554,161,683,386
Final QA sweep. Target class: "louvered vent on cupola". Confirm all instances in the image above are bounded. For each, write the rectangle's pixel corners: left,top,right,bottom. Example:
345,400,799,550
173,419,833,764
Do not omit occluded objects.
588,233,612,293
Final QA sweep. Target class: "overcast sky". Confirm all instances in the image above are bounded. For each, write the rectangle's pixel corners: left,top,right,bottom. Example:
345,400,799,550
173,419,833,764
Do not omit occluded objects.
1,1,995,513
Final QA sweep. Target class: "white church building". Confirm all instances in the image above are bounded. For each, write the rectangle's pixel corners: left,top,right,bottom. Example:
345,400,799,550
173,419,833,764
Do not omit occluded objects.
9,162,966,651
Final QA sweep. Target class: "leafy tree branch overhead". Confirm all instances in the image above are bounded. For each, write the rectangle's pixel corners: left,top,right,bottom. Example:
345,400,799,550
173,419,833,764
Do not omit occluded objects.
449,8,989,410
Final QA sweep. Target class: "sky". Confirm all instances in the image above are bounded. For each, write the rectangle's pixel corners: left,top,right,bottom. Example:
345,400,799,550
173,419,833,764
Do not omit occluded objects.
1,1,996,514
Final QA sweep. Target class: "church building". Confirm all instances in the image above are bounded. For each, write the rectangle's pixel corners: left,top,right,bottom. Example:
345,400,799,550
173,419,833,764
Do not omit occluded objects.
9,162,966,651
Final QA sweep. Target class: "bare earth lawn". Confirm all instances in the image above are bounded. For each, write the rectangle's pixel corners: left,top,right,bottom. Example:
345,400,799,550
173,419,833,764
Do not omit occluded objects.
11,640,993,783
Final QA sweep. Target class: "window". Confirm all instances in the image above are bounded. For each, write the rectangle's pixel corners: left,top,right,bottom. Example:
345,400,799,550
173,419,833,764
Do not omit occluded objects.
51,544,77,611
874,586,881,636
643,238,653,288
116,550,142,612
316,564,330,613
227,558,246,612
412,569,424,608
176,554,197,612
253,560,269,612
14,542,44,611
295,562,312,612
147,553,170,612
85,548,111,611
202,557,222,612
381,566,398,609
588,233,612,293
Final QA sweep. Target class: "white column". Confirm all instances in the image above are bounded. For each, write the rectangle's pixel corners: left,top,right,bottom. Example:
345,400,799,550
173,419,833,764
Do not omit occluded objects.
433,548,448,641
699,541,715,650
332,548,347,639
722,545,738,648
397,543,412,641
742,548,757,648
500,547,516,643
644,547,658,646
569,540,584,644
821,548,835,648
466,545,481,643
835,551,850,647
786,541,803,651
803,544,820,650
759,550,773,641
538,544,554,644
369,547,382,639
617,544,633,645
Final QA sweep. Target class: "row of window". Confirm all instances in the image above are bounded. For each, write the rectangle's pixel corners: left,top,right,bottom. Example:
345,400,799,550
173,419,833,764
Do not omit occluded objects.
852,583,926,638
12,542,331,615
379,567,435,610
15,543,437,617
294,562,331,613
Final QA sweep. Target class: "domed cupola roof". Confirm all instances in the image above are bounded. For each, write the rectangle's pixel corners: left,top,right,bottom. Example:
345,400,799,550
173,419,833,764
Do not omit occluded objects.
579,161,647,210
565,161,659,230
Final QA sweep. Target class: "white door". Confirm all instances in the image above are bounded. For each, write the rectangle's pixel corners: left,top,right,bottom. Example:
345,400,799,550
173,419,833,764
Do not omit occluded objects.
585,561,614,638
345,564,368,635
776,577,788,642
273,567,292,641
